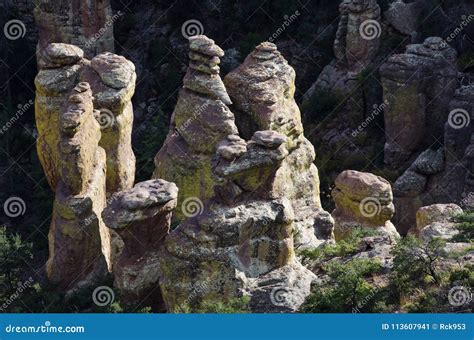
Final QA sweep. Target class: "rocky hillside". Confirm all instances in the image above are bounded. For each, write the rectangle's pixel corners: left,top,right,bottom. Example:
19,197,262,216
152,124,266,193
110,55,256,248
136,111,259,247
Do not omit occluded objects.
0,0,472,313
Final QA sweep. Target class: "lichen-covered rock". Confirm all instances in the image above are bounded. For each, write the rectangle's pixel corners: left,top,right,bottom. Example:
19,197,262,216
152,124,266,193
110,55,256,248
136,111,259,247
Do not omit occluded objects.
46,83,108,294
82,52,136,193
416,204,463,235
35,43,137,273
332,170,399,240
380,37,458,167
225,42,333,249
385,0,426,36
102,179,178,308
393,85,473,235
35,0,115,65
35,44,136,195
153,36,238,219
159,130,316,313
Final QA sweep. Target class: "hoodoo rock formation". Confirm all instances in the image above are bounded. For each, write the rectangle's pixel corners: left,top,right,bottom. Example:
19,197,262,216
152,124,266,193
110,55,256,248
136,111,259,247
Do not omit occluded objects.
225,42,334,249
332,170,399,240
159,131,316,312
153,35,238,219
35,43,137,277
35,0,115,65
102,179,178,309
380,37,458,168
46,82,108,294
392,85,474,234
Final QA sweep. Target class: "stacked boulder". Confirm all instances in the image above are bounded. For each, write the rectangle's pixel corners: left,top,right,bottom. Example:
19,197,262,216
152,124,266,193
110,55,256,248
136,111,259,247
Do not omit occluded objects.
331,170,399,240
102,179,178,309
35,43,137,279
380,37,458,168
159,131,316,312
225,42,334,249
415,204,463,242
153,35,238,219
46,83,108,294
393,85,474,234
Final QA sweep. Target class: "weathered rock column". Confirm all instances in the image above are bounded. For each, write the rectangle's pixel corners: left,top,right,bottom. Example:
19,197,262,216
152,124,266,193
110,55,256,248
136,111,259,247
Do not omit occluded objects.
159,131,316,313
331,170,399,240
153,35,238,219
35,0,115,64
380,37,457,168
102,179,178,309
225,42,334,249
46,82,108,294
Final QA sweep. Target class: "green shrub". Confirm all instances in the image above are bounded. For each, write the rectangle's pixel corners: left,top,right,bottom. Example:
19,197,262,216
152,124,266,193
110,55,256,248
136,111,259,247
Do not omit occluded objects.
193,296,251,313
451,212,474,243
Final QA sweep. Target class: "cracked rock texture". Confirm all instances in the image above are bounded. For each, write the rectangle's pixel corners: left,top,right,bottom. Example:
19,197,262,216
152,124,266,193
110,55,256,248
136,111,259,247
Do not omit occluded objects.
153,36,238,219
332,170,399,240
102,179,178,309
159,131,316,313
46,83,108,294
35,0,115,66
225,42,334,249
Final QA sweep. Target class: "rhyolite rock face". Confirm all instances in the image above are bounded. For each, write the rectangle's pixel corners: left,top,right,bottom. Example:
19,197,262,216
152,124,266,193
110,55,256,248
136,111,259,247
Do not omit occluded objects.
331,170,399,240
46,83,108,295
159,131,316,313
225,42,334,249
393,85,474,234
35,43,137,274
380,37,458,168
102,179,178,309
35,0,115,65
153,35,238,220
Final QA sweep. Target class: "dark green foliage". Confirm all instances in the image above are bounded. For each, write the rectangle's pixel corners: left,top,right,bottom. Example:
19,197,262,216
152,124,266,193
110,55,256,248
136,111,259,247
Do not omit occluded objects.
301,89,345,123
193,296,251,313
451,212,474,243
302,258,383,313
